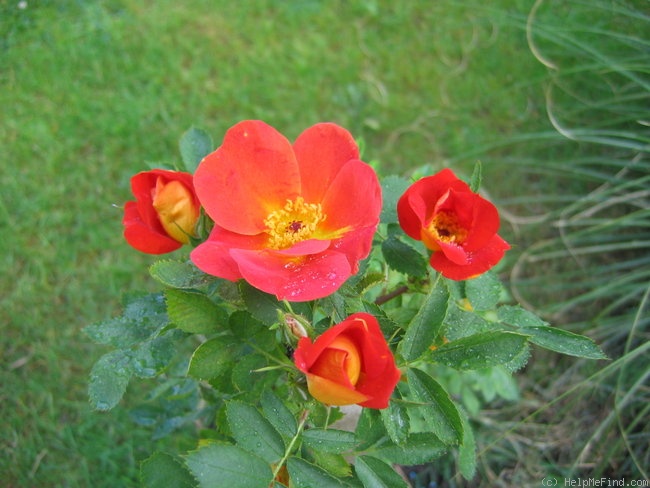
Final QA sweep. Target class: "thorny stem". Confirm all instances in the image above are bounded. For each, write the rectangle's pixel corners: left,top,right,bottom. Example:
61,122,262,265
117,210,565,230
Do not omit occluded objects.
374,285,409,306
271,409,310,482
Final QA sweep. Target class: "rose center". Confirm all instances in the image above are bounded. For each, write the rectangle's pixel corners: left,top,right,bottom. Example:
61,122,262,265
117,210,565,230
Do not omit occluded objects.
264,197,326,250
425,211,468,247
310,335,362,387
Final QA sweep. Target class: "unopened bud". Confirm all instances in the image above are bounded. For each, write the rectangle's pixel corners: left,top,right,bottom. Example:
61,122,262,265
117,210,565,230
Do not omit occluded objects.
284,314,308,339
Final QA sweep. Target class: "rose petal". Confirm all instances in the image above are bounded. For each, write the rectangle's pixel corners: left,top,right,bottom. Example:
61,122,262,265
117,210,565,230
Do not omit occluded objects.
397,188,427,240
356,360,402,409
329,225,377,273
309,346,360,389
190,225,268,281
275,238,332,256
319,160,381,234
464,197,502,252
436,240,470,265
305,374,370,406
190,242,242,282
293,123,360,203
194,120,301,235
230,248,352,301
123,201,181,254
430,234,510,280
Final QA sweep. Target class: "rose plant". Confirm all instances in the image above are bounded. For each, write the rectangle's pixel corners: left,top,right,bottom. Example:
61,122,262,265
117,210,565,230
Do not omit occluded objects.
85,121,606,487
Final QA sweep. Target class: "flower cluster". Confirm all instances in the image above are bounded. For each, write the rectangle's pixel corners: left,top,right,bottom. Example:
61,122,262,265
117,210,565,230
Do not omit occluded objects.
89,119,606,486
120,120,510,409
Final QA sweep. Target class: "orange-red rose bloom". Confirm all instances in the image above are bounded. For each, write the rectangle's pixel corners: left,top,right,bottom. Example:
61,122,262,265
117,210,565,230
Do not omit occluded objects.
293,313,400,409
397,168,510,280
190,120,381,301
123,169,200,254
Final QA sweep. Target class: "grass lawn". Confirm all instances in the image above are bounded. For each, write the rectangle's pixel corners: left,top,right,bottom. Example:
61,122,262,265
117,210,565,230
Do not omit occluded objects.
2,0,646,486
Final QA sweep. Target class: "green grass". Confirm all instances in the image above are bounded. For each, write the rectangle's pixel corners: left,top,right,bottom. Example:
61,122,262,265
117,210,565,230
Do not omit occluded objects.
2,0,646,486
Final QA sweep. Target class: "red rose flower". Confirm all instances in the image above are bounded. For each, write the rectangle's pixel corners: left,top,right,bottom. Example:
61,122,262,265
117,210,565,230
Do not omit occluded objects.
397,168,510,280
293,313,400,409
123,169,200,254
190,120,381,301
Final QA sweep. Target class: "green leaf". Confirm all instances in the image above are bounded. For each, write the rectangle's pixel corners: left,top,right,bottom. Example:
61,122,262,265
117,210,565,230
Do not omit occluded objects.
140,451,195,488
431,331,530,370
239,281,284,326
231,353,281,398
88,349,134,411
261,390,297,439
187,335,239,380
361,300,400,336
458,409,477,480
380,175,411,224
165,289,228,334
443,306,492,340
132,329,184,378
398,278,449,362
355,272,386,295
380,399,410,445
229,310,276,350
355,456,409,488
523,326,608,359
305,450,351,478
302,429,357,454
406,369,464,446
179,126,212,173
287,457,347,488
497,304,549,327
371,433,447,465
469,161,482,192
84,292,168,348
184,442,273,488
318,292,347,324
227,400,285,463
355,407,387,451
464,272,503,311
149,260,217,290
381,236,428,277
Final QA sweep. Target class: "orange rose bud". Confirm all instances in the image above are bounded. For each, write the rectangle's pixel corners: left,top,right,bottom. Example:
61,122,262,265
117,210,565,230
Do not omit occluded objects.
123,169,200,254
293,313,400,409
152,178,198,244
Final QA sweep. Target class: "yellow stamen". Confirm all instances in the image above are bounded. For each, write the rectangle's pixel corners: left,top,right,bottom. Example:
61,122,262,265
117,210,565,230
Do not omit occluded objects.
264,197,326,250
422,211,468,250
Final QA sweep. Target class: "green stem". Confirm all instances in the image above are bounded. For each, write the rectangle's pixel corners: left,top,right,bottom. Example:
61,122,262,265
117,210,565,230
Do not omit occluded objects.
248,342,294,369
271,409,309,481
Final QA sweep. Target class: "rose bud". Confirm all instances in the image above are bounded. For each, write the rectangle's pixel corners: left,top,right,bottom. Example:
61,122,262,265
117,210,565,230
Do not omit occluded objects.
123,169,200,254
293,313,400,409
